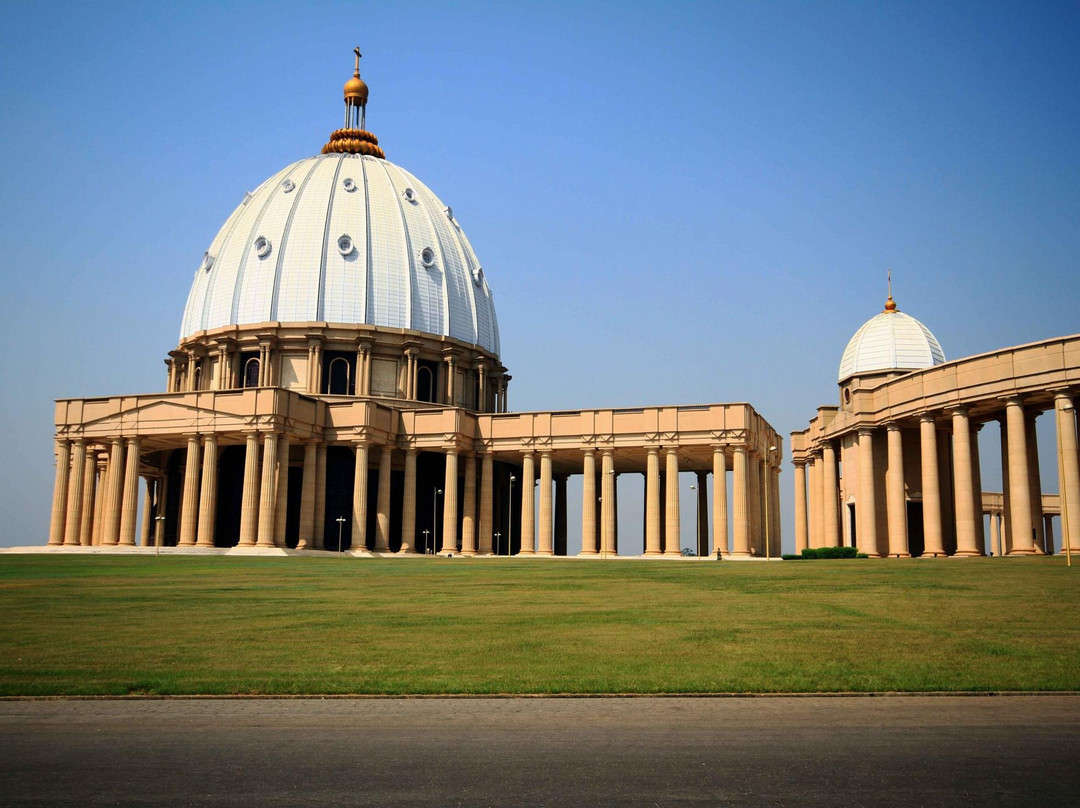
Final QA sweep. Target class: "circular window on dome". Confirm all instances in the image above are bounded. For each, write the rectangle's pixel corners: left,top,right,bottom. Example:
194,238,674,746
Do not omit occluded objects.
342,177,356,192
201,251,215,273
281,179,295,193
403,187,416,203
419,247,436,268
337,235,354,256
445,206,454,220
472,266,484,287
254,236,272,259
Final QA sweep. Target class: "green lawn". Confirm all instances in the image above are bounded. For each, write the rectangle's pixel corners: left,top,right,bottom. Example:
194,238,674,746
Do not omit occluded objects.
1,554,1078,695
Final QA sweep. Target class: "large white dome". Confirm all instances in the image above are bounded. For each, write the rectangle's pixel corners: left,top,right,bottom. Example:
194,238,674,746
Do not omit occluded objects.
838,307,945,382
179,153,500,355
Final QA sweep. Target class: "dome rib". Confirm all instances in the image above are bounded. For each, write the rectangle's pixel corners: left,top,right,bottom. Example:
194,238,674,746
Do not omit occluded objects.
269,158,323,322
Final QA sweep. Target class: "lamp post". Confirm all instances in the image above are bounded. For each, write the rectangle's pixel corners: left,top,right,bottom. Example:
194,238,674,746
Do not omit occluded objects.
764,446,777,559
154,515,165,557
335,516,346,555
433,488,442,555
689,483,698,557
508,474,516,557
422,529,430,555
494,531,502,556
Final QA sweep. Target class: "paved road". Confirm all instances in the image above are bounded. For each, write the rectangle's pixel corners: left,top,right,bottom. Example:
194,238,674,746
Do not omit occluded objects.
2,696,1078,806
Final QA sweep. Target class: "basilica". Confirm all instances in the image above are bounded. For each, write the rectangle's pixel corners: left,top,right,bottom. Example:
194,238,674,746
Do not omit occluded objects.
46,53,782,558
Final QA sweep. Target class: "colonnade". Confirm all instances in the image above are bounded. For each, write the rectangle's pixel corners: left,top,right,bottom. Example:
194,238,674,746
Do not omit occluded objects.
48,434,783,557
793,391,1080,557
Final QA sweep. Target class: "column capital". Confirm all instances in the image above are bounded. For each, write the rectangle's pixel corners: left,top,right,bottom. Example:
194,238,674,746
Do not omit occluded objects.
919,412,938,425
1053,390,1076,406
857,426,875,438
539,448,553,459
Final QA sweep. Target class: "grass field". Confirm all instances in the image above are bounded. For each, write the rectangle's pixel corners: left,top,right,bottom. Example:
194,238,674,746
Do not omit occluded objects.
1,554,1078,696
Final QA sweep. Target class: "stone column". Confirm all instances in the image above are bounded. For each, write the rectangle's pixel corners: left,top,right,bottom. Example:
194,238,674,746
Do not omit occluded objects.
375,444,392,552
580,450,598,555
537,451,554,556
645,447,662,555
139,480,153,547
1056,392,1080,555
770,466,782,553
297,441,317,550
400,448,418,553
732,447,750,556
971,424,986,553
1005,398,1036,554
951,409,980,556
810,455,824,549
1026,416,1045,551
600,450,616,556
195,435,218,548
462,453,477,556
855,429,879,557
1044,515,1055,553
63,439,86,546
438,447,455,557
238,432,260,546
696,471,709,556
79,450,97,546
1000,420,1012,551
885,424,909,557
478,452,494,554
178,435,200,546
554,474,568,555
519,451,535,554
352,441,369,552
101,439,127,545
822,443,839,548
256,433,279,548
664,448,681,557
313,444,327,550
712,448,728,556
117,437,141,547
919,415,945,556
793,460,808,554
273,437,290,548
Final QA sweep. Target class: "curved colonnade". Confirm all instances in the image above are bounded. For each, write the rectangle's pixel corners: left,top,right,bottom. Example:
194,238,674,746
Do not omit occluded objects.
791,334,1080,557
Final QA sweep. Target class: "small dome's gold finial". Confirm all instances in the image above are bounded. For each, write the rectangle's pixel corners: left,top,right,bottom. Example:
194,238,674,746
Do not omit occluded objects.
884,268,897,312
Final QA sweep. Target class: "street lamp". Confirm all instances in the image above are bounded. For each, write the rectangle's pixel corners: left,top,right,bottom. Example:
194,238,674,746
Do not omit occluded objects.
154,515,165,557
335,516,346,555
508,474,516,557
433,488,442,555
689,483,698,557
1059,402,1075,566
422,529,430,555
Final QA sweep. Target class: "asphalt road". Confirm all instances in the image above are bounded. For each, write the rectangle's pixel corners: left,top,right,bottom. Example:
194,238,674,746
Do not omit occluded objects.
2,696,1078,807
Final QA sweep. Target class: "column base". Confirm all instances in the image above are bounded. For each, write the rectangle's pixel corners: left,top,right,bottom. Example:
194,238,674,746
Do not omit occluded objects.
728,551,752,558
1008,547,1038,555
888,552,912,558
535,551,553,557
578,550,597,556
460,550,476,557
952,549,982,557
643,549,663,556
663,550,681,557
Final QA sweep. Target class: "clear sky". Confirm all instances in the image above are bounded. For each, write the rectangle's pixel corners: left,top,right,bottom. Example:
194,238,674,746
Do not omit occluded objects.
1,1,1078,550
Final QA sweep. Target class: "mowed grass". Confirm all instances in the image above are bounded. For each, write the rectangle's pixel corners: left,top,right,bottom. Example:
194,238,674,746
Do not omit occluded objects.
1,554,1078,695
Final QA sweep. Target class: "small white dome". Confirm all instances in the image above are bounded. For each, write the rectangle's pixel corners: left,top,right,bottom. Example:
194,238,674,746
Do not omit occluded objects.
838,309,945,382
179,153,500,355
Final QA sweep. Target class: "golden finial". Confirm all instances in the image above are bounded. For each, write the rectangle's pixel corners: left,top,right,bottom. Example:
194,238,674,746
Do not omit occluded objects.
884,268,897,312
323,46,385,158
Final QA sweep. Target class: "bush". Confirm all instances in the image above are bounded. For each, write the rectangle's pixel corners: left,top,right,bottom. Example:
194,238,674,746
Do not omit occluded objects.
799,546,862,559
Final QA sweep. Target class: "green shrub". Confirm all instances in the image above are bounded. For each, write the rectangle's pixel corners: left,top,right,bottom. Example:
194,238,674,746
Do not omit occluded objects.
799,546,862,559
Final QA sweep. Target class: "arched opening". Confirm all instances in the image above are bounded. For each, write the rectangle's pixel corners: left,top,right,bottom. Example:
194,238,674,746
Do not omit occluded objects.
416,362,439,403
193,363,203,391
243,358,260,388
327,357,351,395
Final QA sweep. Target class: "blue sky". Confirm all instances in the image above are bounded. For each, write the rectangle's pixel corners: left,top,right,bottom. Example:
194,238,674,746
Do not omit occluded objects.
1,1,1078,550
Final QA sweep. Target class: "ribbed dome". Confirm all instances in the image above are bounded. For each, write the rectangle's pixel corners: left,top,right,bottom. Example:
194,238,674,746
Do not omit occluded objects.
838,310,945,382
179,153,500,355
